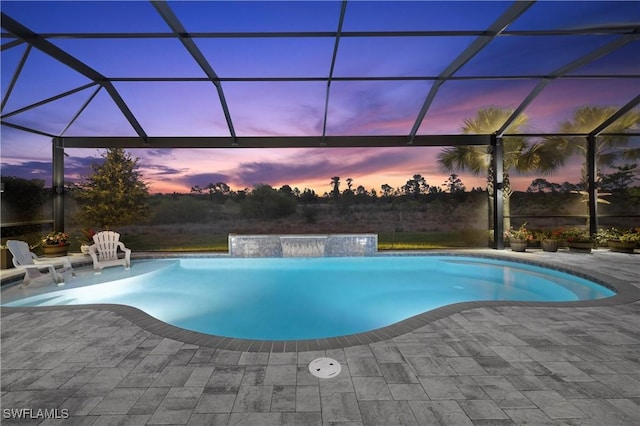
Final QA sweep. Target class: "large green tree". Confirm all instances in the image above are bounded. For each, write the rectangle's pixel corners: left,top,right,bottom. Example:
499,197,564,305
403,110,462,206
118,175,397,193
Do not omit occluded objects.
240,184,297,219
437,107,546,230
444,174,466,193
402,174,428,198
599,163,638,192
74,148,150,228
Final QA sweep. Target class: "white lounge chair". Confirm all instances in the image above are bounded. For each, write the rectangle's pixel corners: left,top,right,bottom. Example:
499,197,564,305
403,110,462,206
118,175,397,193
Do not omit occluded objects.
89,231,131,273
6,239,75,286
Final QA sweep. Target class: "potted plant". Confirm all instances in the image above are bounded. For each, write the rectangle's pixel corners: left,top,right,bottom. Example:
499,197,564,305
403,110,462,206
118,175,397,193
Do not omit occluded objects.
606,228,639,253
595,227,616,248
505,223,533,252
562,227,594,253
1,243,13,269
78,228,96,255
41,231,71,257
536,229,562,252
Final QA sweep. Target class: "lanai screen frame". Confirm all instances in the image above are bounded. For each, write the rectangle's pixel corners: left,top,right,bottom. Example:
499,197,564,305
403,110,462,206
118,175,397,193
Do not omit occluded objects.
2,1,640,250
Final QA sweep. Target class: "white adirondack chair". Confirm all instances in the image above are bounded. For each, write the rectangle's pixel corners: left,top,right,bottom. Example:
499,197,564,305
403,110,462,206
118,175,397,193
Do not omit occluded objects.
6,240,75,286
88,231,131,273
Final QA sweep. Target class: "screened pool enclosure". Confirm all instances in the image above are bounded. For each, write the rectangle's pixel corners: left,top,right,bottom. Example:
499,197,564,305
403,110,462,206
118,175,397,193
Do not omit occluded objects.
1,1,639,250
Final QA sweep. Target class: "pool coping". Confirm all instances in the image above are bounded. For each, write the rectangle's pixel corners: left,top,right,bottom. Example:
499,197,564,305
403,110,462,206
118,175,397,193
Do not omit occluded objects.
2,250,639,352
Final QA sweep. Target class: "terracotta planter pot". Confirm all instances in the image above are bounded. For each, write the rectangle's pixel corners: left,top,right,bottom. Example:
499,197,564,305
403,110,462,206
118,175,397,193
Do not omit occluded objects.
510,239,528,252
43,243,70,257
608,240,636,254
541,239,558,252
1,247,14,269
568,241,592,253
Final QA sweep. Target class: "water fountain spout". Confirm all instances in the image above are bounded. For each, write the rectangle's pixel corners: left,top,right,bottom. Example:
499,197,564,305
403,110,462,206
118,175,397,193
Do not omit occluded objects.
280,235,328,257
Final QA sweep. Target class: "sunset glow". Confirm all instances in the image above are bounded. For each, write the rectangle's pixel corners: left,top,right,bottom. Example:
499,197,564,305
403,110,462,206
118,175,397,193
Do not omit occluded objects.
1,1,638,194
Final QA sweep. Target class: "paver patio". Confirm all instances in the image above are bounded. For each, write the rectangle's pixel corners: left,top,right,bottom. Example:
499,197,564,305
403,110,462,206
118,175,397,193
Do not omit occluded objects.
1,250,639,425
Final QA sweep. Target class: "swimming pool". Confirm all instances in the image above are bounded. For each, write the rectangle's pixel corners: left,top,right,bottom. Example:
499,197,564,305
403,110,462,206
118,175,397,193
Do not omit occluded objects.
2,256,615,340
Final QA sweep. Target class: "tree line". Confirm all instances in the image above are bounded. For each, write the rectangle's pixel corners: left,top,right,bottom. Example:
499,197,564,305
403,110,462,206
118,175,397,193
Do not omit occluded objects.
187,162,638,207
526,164,638,193
189,172,480,204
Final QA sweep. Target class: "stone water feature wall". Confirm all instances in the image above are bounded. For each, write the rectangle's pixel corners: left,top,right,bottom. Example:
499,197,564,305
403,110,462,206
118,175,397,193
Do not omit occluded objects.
228,234,378,257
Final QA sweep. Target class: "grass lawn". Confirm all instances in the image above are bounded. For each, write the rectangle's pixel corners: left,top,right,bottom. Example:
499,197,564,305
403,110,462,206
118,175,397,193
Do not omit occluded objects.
378,231,486,250
120,229,488,252
124,232,229,252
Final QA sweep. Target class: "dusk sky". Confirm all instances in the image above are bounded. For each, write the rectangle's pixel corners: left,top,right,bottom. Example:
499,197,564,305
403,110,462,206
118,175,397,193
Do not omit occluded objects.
1,1,639,194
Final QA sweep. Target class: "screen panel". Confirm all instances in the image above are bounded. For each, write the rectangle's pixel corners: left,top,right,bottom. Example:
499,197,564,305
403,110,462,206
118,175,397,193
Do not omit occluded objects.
2,48,91,112
508,1,640,31
51,38,206,78
222,81,326,137
342,1,510,31
334,36,475,77
63,89,138,137
0,0,169,33
114,82,231,137
522,79,640,133
170,0,341,32
457,35,617,76
195,37,334,78
418,79,538,135
327,80,431,136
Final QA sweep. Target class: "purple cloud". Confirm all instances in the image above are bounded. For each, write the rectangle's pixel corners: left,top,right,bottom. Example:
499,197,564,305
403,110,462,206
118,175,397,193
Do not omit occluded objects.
0,161,51,183
227,147,425,189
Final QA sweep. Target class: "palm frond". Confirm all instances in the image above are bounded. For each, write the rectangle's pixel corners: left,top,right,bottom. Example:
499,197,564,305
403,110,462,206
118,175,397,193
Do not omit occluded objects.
462,107,528,134
437,146,488,175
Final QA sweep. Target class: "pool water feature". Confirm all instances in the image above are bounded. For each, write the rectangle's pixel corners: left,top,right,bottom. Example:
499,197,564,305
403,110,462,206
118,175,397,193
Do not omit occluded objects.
1,256,615,341
280,235,327,257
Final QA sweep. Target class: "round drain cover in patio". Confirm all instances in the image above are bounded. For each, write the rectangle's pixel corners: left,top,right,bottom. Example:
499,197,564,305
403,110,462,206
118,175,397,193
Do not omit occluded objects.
308,357,341,378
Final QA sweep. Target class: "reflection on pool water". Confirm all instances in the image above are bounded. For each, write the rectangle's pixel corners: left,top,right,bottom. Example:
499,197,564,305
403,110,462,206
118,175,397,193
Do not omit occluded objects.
1,256,615,340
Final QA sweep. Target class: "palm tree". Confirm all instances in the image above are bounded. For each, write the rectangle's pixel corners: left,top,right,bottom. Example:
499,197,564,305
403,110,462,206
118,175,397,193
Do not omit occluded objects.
438,105,639,234
437,107,534,230
534,105,640,227
535,106,640,178
330,176,340,199
346,178,353,191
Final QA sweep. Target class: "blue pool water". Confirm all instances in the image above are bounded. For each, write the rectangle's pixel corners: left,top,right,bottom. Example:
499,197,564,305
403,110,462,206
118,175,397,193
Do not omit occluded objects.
2,256,615,340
